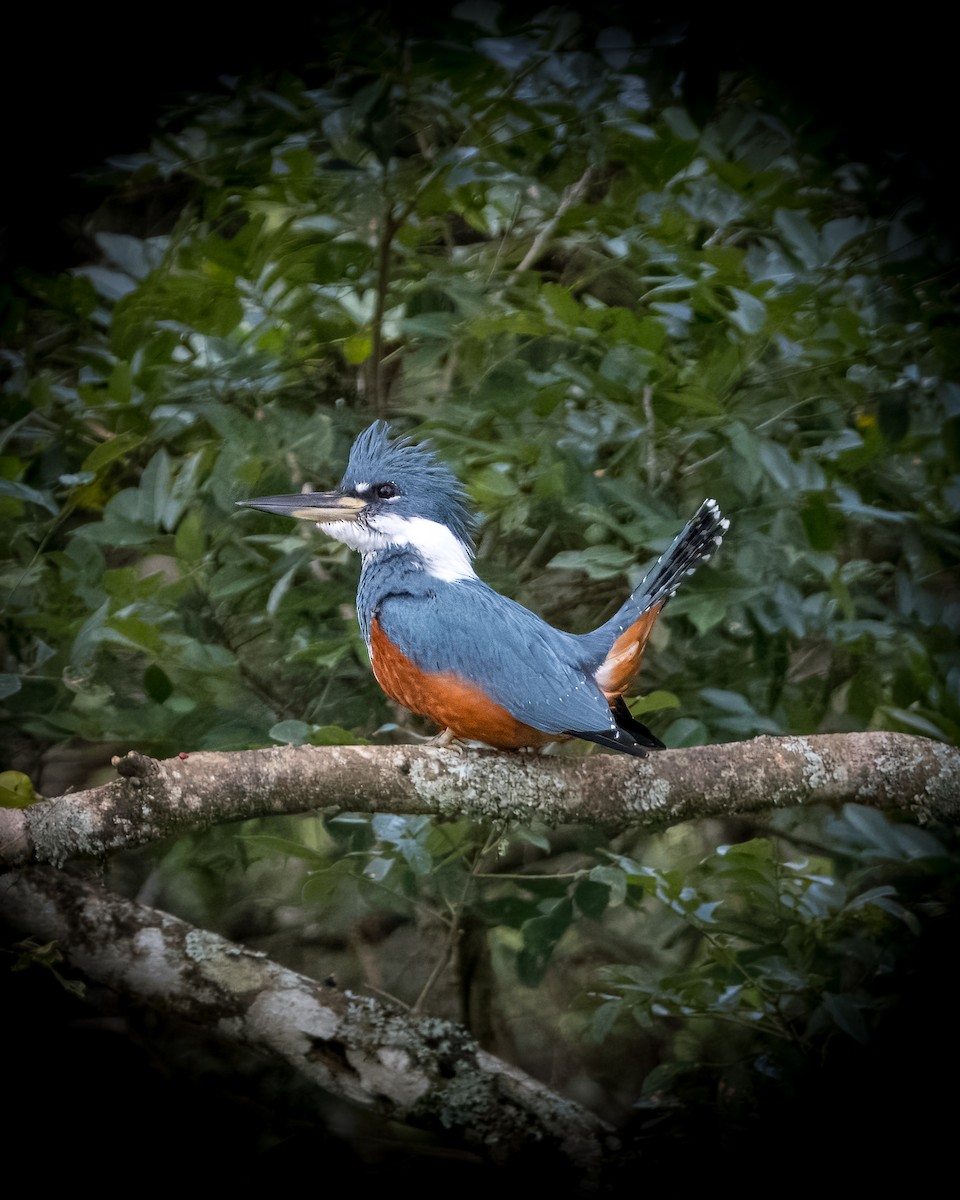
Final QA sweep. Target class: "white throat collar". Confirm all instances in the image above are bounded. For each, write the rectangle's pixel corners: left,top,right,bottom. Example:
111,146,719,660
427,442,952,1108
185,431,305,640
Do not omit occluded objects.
319,513,476,583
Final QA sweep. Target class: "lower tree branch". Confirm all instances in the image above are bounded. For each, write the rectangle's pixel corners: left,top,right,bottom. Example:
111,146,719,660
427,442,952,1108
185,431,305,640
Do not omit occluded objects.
0,866,611,1174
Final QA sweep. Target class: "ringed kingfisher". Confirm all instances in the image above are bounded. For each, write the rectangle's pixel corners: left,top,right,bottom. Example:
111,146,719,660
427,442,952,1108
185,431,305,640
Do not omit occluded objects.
240,422,728,757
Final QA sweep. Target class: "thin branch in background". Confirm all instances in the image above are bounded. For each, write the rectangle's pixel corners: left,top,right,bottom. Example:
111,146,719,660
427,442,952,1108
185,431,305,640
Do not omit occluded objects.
413,824,504,1014
486,190,524,283
503,164,595,290
369,192,412,419
642,384,657,490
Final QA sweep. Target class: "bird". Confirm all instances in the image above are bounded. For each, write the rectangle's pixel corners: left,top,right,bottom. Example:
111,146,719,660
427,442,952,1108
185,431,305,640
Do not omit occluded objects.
239,421,728,757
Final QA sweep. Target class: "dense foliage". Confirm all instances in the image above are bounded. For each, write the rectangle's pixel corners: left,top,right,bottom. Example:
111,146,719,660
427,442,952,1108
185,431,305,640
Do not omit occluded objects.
2,8,958,1167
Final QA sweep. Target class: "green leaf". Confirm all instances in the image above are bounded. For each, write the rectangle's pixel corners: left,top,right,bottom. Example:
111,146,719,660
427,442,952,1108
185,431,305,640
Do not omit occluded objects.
626,691,680,716
662,717,709,747
586,999,622,1044
362,856,394,883
821,992,870,1045
574,878,610,920
143,664,173,704
515,828,551,852
270,720,311,745
307,725,366,746
517,898,574,986
548,545,635,580
175,510,206,564
727,286,766,334
880,706,949,741
661,106,700,140
774,208,822,268
343,333,372,364
0,480,58,514
588,865,628,906
236,833,327,864
81,432,145,475
0,770,39,808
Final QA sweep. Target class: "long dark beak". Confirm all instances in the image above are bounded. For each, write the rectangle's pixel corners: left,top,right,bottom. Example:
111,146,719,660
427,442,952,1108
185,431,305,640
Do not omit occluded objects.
236,491,366,523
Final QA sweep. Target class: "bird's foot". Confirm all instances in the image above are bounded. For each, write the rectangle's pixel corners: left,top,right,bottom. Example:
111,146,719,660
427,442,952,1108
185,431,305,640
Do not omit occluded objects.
429,728,503,755
428,728,467,756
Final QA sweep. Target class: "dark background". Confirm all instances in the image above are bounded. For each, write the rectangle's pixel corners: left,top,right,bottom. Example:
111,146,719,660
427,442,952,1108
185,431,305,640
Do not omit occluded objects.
2,11,954,278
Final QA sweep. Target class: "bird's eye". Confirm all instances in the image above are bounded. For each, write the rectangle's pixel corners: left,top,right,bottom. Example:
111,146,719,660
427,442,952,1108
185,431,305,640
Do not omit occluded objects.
375,482,399,500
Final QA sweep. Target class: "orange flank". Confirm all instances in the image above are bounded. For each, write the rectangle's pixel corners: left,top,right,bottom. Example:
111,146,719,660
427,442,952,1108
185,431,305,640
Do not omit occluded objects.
369,618,555,749
593,604,663,698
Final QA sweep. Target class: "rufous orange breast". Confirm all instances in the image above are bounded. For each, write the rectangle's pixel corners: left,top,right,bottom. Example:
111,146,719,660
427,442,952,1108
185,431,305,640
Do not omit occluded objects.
369,617,554,748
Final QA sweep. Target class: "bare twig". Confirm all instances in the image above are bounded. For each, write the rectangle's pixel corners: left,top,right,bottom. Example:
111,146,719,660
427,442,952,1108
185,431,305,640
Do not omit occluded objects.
413,824,503,1013
642,384,656,489
503,164,596,289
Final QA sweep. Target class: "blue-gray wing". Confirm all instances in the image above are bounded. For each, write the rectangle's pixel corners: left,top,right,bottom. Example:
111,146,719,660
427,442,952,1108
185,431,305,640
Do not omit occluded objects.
376,579,616,737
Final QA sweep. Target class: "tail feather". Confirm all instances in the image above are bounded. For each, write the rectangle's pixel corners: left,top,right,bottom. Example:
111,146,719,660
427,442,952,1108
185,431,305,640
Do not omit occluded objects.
611,696,666,749
601,498,728,639
570,695,668,756
592,498,728,698
569,725,655,758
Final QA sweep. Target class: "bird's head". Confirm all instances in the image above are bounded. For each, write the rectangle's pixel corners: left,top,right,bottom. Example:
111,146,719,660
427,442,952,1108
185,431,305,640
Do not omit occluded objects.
239,422,477,580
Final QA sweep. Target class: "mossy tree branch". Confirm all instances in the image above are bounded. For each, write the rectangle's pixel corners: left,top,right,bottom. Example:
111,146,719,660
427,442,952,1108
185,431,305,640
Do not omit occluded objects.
2,733,957,871
0,866,612,1176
